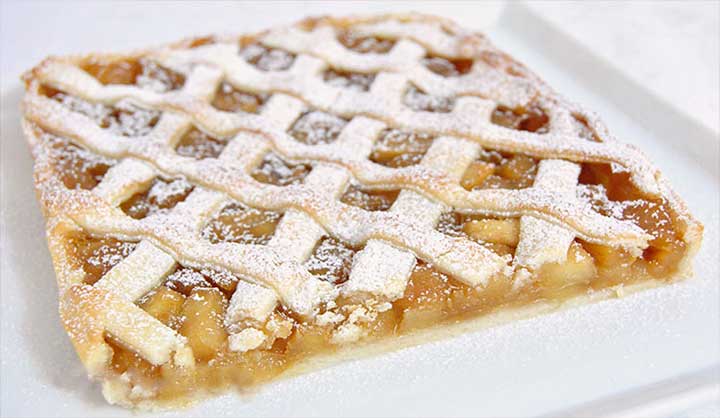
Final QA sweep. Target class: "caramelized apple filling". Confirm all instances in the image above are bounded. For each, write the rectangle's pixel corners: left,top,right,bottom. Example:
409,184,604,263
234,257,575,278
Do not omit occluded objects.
340,184,400,211
161,266,240,298
536,243,597,293
65,231,138,285
491,104,549,133
396,262,513,332
175,128,228,159
120,177,194,219
369,128,435,168
446,164,687,289
180,287,229,361
106,336,160,384
40,130,115,190
460,150,538,190
422,55,473,77
288,110,348,145
438,199,686,294
211,82,268,114
251,152,312,186
337,32,395,53
572,114,601,142
82,58,185,91
241,44,296,71
119,258,514,385
323,69,376,91
138,286,186,329
103,206,688,402
40,86,160,137
136,269,236,366
202,202,282,245
438,213,519,257
404,85,455,113
305,236,357,284
578,163,688,279
451,164,687,287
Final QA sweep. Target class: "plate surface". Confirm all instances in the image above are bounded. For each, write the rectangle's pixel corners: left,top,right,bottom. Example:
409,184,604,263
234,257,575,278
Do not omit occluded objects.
1,3,718,417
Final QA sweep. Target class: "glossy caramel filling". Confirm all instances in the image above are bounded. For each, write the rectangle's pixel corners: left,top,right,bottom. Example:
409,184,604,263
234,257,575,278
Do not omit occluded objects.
340,185,400,211
337,32,396,53
40,86,160,137
161,266,240,298
241,44,296,71
175,128,228,160
40,131,115,190
211,82,268,114
491,104,549,134
66,232,138,285
120,177,194,219
404,85,455,113
251,152,312,186
369,128,435,168
578,163,688,280
422,55,474,77
437,213,520,257
305,236,357,284
98,257,520,403
202,202,282,245
82,58,185,91
461,150,539,190
288,110,348,145
323,69,376,91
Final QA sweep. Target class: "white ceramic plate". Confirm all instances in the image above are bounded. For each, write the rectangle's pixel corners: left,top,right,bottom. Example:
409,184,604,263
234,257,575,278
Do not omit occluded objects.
1,3,718,417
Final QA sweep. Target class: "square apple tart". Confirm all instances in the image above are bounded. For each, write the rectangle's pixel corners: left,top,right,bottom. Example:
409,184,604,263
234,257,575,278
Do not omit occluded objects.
20,13,702,409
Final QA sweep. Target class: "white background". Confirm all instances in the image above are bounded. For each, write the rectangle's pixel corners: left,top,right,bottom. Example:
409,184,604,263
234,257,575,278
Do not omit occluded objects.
1,2,718,417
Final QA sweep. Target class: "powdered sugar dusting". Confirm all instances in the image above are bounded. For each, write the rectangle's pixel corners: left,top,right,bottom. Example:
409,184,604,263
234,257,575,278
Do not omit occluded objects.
105,102,160,137
42,131,116,190
135,59,185,93
251,152,311,186
323,69,376,92
288,110,348,145
305,237,357,284
403,85,454,113
121,177,194,219
175,128,228,160
85,240,138,281
241,44,296,72
165,267,212,295
48,92,160,137
202,202,282,245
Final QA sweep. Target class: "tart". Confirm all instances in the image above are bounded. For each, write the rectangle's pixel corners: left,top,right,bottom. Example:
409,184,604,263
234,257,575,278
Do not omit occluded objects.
20,13,702,409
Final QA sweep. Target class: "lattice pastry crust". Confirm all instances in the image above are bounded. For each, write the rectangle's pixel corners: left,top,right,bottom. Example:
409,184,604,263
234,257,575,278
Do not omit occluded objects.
21,13,702,409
